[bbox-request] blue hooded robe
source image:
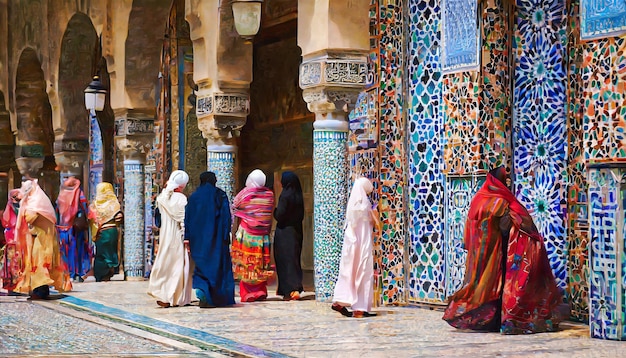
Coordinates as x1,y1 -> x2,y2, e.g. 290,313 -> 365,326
185,173 -> 235,307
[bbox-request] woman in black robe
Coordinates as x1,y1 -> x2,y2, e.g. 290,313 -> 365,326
273,171 -> 305,300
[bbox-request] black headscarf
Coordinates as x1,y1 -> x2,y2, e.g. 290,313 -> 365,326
200,171 -> 217,186
489,166 -> 507,186
274,171 -> 304,230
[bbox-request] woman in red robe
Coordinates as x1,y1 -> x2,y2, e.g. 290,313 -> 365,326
1,189 -> 23,293
443,166 -> 565,334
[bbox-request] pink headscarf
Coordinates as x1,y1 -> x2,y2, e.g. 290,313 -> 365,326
56,177 -> 82,226
16,179 -> 57,232
2,188 -> 22,228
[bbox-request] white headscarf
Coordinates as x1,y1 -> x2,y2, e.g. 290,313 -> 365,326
245,169 -> 266,188
345,177 -> 374,226
165,170 -> 189,196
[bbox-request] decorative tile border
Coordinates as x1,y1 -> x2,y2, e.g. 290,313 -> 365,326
441,0 -> 480,74
587,166 -> 625,340
581,0 -> 626,40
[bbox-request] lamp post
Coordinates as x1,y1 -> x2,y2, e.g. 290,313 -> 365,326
231,0 -> 263,43
84,75 -> 107,202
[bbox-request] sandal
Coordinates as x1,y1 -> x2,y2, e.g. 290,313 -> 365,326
156,301 -> 171,308
289,291 -> 301,300
331,303 -> 353,317
353,311 -> 377,318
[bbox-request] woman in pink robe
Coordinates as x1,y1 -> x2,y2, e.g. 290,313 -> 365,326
14,179 -> 72,298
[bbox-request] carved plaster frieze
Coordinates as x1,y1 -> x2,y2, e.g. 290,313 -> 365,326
197,114 -> 245,142
115,137 -> 153,162
54,151 -> 88,175
115,117 -> 155,137
302,87 -> 362,114
299,58 -> 367,89
53,139 -> 89,153
196,93 -> 250,118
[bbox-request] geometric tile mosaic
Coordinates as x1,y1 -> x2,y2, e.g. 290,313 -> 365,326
406,0 -> 446,304
513,0 -> 569,290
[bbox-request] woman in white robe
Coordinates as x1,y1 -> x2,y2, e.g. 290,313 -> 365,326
331,177 -> 380,318
148,170 -> 192,307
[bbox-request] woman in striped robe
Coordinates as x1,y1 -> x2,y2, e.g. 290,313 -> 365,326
232,169 -> 275,302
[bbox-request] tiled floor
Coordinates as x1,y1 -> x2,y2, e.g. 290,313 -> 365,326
29,276 -> 625,358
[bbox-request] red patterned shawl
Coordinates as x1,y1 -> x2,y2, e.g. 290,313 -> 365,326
443,172 -> 563,334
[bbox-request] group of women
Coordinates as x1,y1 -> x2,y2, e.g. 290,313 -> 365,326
147,168 -> 306,308
1,164 -> 567,334
1,178 -> 123,298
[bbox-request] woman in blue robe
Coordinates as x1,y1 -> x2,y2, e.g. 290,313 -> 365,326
185,172 -> 235,308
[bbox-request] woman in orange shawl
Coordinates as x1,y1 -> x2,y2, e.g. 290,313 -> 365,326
1,188 -> 23,293
88,182 -> 122,282
14,179 -> 72,298
232,169 -> 275,302
443,166 -> 564,334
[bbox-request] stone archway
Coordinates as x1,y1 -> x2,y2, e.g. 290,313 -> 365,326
15,48 -> 54,192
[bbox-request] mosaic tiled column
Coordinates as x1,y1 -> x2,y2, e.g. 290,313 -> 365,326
207,145 -> 237,202
115,111 -> 155,280
89,110 -> 104,203
300,53 -> 367,301
312,118 -> 350,301
122,159 -> 146,280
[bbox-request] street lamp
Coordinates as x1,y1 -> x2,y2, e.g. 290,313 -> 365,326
232,0 -> 263,42
84,75 -> 107,113
84,75 -> 107,203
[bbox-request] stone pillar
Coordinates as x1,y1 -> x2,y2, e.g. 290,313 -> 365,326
297,0 -> 369,303
115,110 -> 154,280
187,0 -> 252,202
299,54 -> 367,301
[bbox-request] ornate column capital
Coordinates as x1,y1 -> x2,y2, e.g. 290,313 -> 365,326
196,91 -> 249,141
15,157 -> 44,179
114,110 -> 156,163
299,51 -> 367,115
